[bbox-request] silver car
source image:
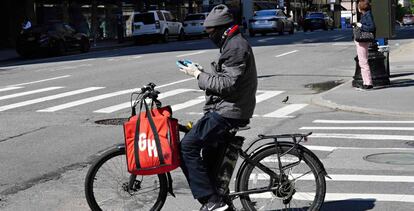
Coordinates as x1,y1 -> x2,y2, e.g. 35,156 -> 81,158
249,9 -> 295,36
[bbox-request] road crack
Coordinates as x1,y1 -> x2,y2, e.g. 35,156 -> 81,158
0,127 -> 47,143
0,162 -> 88,196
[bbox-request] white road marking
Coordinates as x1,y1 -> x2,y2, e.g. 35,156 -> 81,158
332,42 -> 354,46
304,145 -> 414,152
156,78 -> 194,88
171,96 -> 205,111
313,120 -> 414,124
308,133 -> 414,141
333,36 -> 346,41
258,37 -> 276,43
251,192 -> 414,203
5,75 -> 71,87
176,50 -> 207,58
249,173 -> 414,183
94,89 -> 195,113
0,87 -> 104,112
0,87 -> 64,101
255,91 -> 284,103
263,104 -> 308,118
304,145 -> 337,152
301,126 -> 414,131
275,50 -> 299,58
0,87 -> 23,92
35,64 -> 92,72
37,89 -> 136,112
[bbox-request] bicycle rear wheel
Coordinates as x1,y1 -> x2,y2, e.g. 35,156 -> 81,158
238,144 -> 326,211
85,147 -> 168,211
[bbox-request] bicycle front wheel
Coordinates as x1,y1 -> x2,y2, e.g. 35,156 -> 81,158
238,144 -> 326,211
85,147 -> 168,211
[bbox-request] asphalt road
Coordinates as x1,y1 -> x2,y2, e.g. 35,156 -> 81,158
1,27 -> 414,210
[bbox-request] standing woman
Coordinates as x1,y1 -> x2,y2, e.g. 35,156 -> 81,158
355,0 -> 376,90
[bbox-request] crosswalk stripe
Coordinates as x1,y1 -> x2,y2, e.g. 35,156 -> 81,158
301,127 -> 414,131
0,87 -> 64,101
171,96 -> 205,111
4,75 -> 71,87
251,192 -> 414,202
255,91 -> 284,103
249,173 -> 414,183
37,89 -> 136,112
0,87 -> 23,92
94,89 -> 195,113
0,87 -> 104,112
313,120 -> 414,124
263,104 -> 308,118
309,133 -> 414,141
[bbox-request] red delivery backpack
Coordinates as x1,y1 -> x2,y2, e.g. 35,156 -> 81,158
123,101 -> 180,175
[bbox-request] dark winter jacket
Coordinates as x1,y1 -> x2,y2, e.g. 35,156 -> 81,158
361,10 -> 376,33
197,28 -> 258,119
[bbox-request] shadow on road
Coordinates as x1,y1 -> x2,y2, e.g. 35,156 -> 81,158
321,199 -> 376,211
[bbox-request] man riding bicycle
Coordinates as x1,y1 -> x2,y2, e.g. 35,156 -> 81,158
178,4 -> 258,211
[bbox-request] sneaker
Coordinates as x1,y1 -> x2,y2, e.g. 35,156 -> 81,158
200,201 -> 229,211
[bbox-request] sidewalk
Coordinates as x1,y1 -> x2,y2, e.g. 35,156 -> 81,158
312,40 -> 414,117
0,39 -> 134,62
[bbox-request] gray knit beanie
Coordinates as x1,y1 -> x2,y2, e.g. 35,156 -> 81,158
204,4 -> 234,28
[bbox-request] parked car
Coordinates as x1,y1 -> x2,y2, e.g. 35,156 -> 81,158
132,10 -> 184,43
16,22 -> 90,58
183,13 -> 209,38
248,9 -> 295,36
402,14 -> 414,26
303,12 -> 334,32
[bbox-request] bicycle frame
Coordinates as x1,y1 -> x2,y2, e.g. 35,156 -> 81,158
229,133 -> 328,198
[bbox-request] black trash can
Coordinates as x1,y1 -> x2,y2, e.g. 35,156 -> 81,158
352,42 -> 390,87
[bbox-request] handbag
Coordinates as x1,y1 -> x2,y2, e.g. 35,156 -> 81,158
123,101 -> 180,175
353,26 -> 375,42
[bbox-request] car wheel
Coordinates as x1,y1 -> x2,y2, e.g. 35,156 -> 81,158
249,30 -> 255,37
279,25 -> 284,35
55,40 -> 66,56
289,24 -> 294,35
80,38 -> 90,53
178,29 -> 185,41
162,31 -> 169,43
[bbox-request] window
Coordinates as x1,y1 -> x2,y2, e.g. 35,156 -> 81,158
157,11 -> 165,21
163,12 -> 172,21
134,13 -> 155,24
256,10 -> 276,16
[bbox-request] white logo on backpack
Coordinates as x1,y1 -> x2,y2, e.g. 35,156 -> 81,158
138,133 -> 158,157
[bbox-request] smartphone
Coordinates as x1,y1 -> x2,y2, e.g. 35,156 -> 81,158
176,60 -> 192,69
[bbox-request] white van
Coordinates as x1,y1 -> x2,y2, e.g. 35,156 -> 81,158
132,10 -> 184,43
183,13 -> 209,37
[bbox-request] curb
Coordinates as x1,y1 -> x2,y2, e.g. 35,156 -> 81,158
310,80 -> 414,117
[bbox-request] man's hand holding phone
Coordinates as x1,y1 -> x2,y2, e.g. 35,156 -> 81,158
177,59 -> 203,79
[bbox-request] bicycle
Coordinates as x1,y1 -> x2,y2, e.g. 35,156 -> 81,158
85,83 -> 328,211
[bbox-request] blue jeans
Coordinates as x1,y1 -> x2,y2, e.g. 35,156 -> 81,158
180,112 -> 248,199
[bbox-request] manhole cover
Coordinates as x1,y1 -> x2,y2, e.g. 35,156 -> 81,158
364,152 -> 414,165
406,141 -> 414,147
95,118 -> 128,125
